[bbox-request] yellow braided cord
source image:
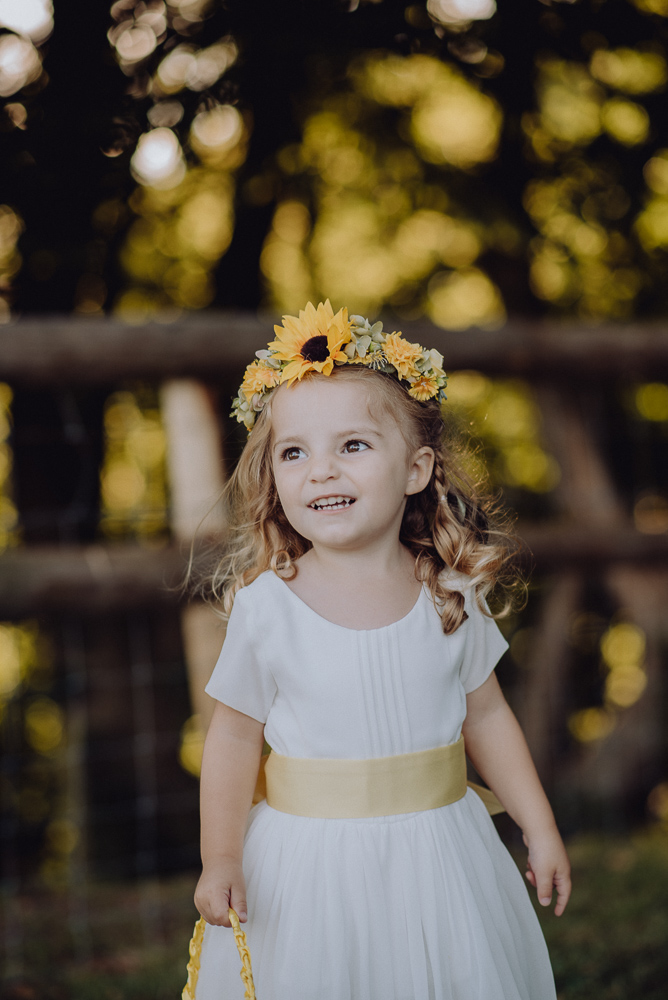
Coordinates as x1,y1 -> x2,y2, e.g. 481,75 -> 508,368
182,916 -> 206,1000
228,907 -> 257,999
181,910 -> 256,1000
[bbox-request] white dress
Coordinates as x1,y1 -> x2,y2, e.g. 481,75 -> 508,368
197,570 -> 557,1000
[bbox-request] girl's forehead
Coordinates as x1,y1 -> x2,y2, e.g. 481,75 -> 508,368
271,377 -> 381,426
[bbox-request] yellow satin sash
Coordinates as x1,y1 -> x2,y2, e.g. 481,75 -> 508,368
253,736 -> 504,819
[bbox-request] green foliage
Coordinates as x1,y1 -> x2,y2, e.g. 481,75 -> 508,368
4,833 -> 668,998
531,832 -> 668,999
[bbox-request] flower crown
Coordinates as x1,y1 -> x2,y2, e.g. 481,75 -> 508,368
232,300 -> 448,430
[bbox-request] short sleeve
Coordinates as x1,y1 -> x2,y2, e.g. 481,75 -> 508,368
204,588 -> 277,723
458,590 -> 509,694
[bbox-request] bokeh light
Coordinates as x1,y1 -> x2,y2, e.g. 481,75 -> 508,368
601,98 -> 649,147
99,389 -> 169,541
533,59 -> 604,148
447,372 -> 560,493
0,382 -> 18,550
119,95 -> 244,317
130,127 -> 186,189
111,0 -> 246,318
519,48 -> 666,318
190,104 -> 244,166
568,706 -> 616,743
634,381 -> 668,421
636,151 -> 668,249
108,0 -> 167,73
179,714 -> 204,777
569,621 -> 649,743
155,38 -> 236,93
116,167 -> 236,317
524,165 -> 640,318
0,0 -> 53,44
0,33 -> 42,97
0,621 -> 42,721
24,697 -> 64,755
601,623 -> 647,709
0,204 -> 24,321
590,47 -> 667,95
428,268 -> 505,330
427,0 -> 496,26
147,99 -> 183,128
634,493 -> 668,534
363,54 -> 502,168
647,781 -> 668,823
155,43 -> 198,91
631,0 -> 668,14
263,53 -> 506,323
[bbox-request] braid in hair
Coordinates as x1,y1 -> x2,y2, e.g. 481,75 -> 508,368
398,398 -> 515,635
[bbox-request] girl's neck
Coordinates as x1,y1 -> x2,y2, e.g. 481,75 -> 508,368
303,538 -> 413,583
285,543 -> 421,631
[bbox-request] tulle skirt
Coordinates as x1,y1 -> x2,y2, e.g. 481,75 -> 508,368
196,789 -> 556,1000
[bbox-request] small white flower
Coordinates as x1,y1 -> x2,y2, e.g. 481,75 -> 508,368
354,334 -> 372,357
429,348 -> 445,375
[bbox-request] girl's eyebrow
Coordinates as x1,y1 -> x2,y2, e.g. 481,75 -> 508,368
273,428 -> 383,450
337,427 -> 383,439
273,436 -> 305,450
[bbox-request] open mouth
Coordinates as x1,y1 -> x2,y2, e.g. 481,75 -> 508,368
309,496 -> 356,511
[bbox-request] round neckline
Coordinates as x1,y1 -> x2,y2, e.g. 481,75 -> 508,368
268,571 -> 426,633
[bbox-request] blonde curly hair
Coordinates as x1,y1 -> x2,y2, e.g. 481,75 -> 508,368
193,365 -> 521,634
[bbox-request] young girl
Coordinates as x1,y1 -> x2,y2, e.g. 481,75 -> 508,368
191,301 -> 570,999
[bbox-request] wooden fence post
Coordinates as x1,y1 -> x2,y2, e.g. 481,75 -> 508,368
160,380 -> 227,735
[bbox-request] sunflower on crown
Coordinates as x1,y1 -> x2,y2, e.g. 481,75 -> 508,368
232,300 -> 448,430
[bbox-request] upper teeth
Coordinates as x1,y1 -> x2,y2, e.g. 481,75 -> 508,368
310,496 -> 353,509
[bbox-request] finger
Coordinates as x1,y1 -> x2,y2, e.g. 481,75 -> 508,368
525,869 -> 537,888
535,870 -> 554,907
553,873 -> 572,917
230,883 -> 248,922
209,904 -> 233,927
202,889 -> 233,927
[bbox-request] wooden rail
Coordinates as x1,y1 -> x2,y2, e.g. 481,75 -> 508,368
1,528 -> 667,616
2,315 -> 668,383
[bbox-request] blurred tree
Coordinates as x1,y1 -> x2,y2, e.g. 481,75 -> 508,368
1,0 -> 668,324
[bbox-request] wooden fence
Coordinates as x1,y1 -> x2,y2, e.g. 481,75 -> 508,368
1,312 -> 668,820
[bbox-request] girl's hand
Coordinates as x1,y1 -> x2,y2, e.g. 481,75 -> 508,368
522,829 -> 571,916
195,855 -> 248,927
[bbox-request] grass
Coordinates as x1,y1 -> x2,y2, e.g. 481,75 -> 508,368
2,831 -> 668,998
531,830 -> 668,1000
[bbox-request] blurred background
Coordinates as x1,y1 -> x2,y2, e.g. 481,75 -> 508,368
1,0 -> 668,997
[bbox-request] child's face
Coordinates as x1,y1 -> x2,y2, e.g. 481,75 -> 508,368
270,377 -> 433,556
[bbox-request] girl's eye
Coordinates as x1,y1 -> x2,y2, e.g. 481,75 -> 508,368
282,446 -> 305,461
344,440 -> 369,453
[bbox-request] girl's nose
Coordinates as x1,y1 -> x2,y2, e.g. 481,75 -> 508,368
308,452 -> 338,482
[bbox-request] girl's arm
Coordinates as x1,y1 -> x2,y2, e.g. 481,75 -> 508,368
462,673 -> 572,916
194,700 -> 265,926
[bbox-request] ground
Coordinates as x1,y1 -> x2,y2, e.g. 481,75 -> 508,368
2,832 -> 668,999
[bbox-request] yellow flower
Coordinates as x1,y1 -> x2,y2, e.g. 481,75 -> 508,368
383,332 -> 423,379
240,359 -> 281,401
408,375 -> 440,401
268,300 -> 352,384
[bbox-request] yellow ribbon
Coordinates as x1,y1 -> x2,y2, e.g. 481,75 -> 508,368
258,736 -> 504,818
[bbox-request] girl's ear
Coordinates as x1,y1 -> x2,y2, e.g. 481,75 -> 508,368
405,446 -> 435,495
